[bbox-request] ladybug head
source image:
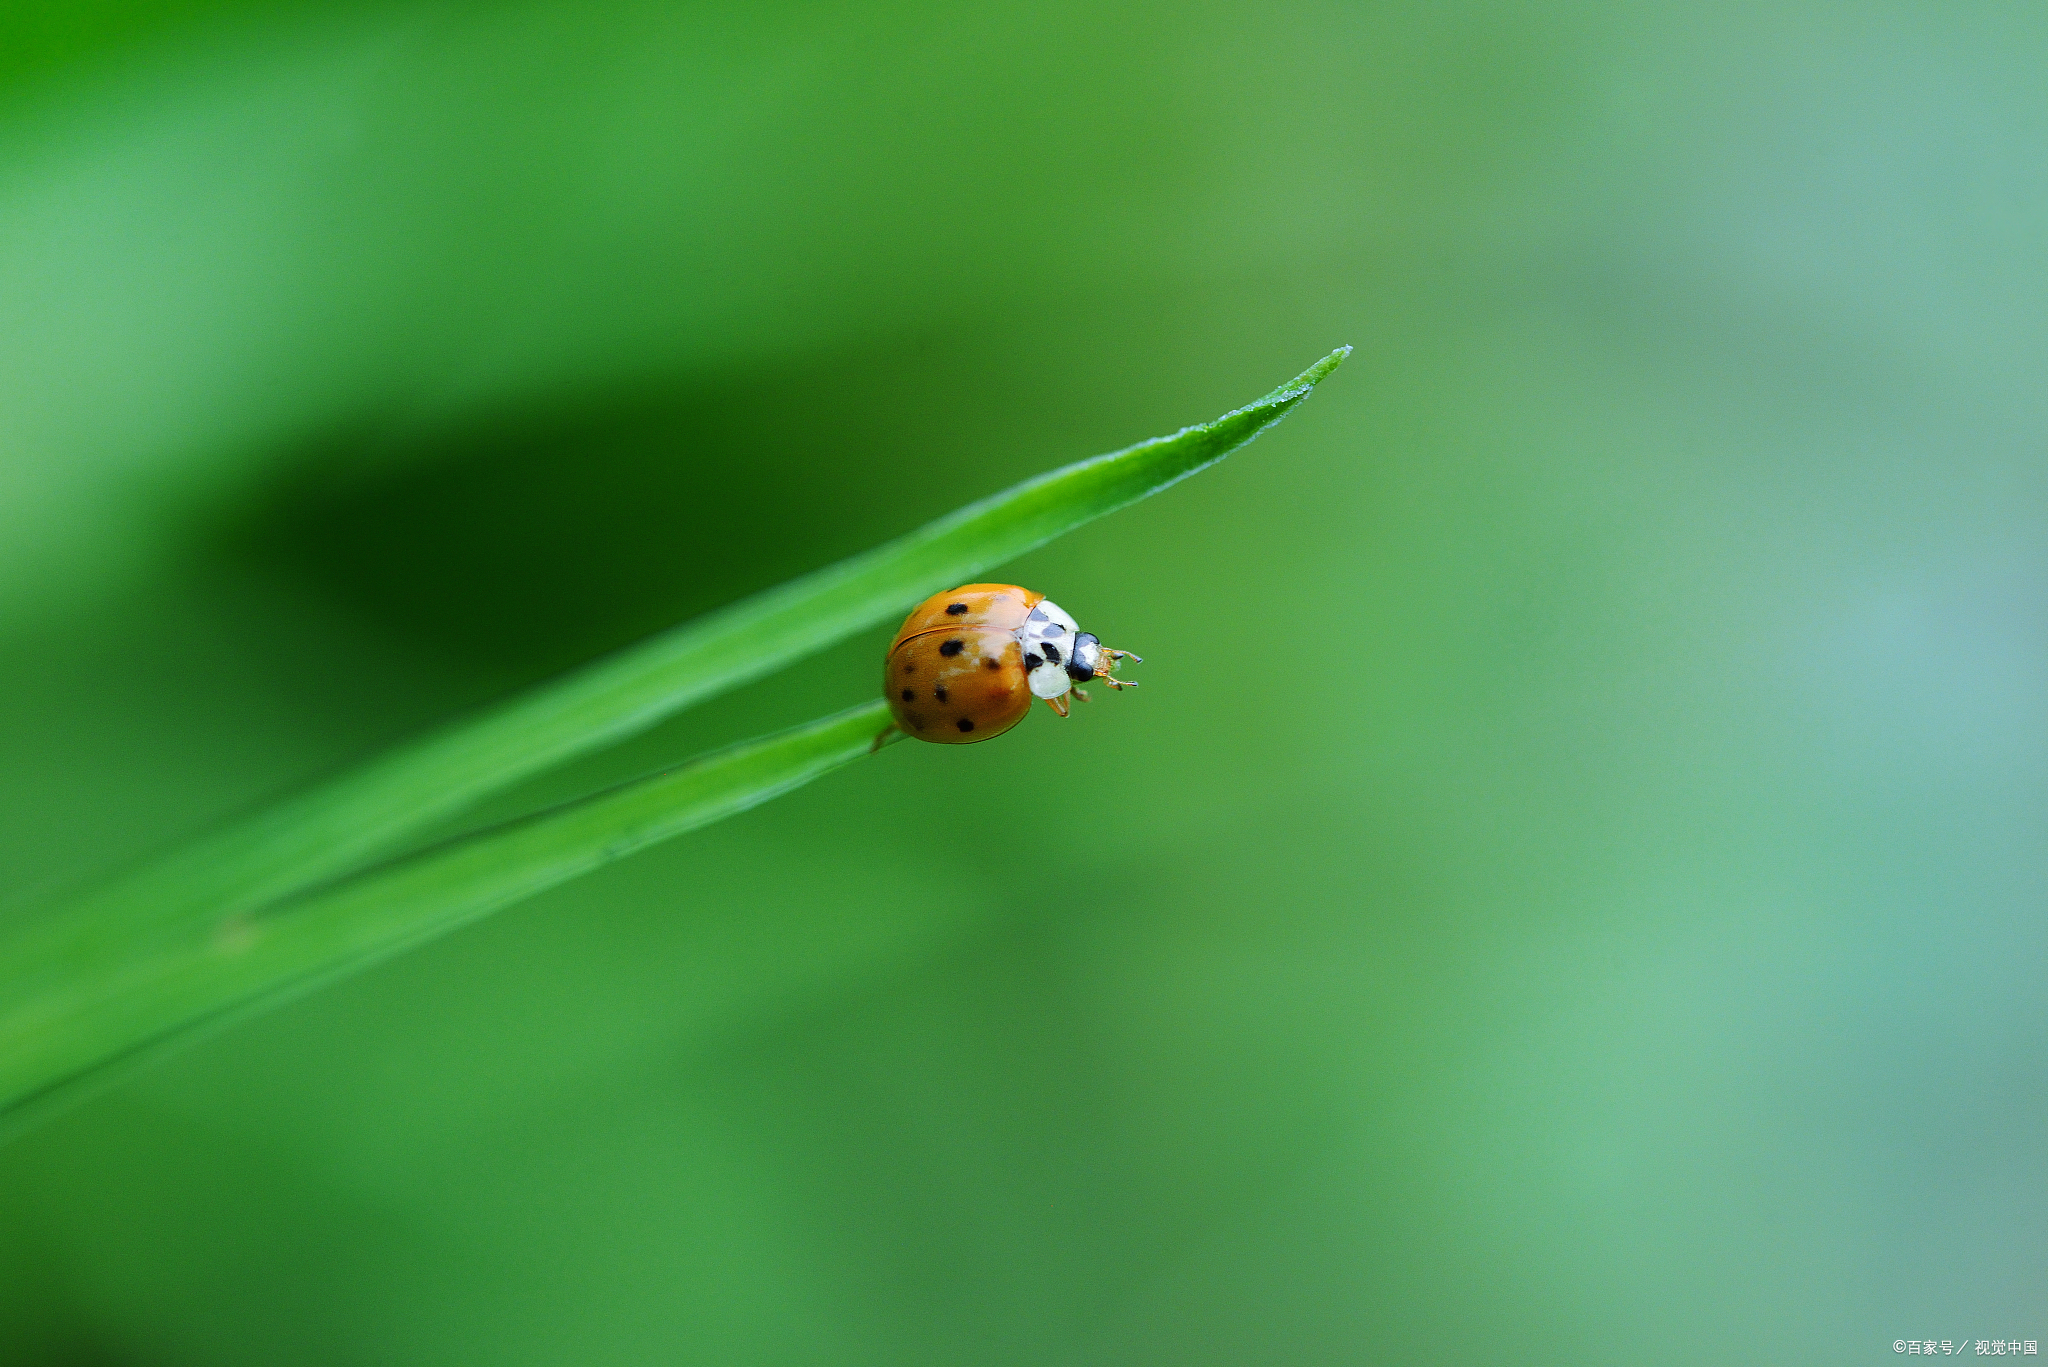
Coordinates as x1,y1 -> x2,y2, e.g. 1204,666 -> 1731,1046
1066,633 -> 1104,682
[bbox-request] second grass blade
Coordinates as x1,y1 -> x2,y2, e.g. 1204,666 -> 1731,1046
0,702 -> 901,1130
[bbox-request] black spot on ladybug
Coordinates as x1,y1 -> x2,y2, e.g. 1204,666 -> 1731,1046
1025,653 -> 1043,670
984,658 -> 1001,671
956,718 -> 974,732
945,602 -> 969,615
1043,642 -> 1062,666
900,689 -> 914,702
902,662 -> 914,673
909,714 -> 925,729
939,639 -> 964,656
935,686 -> 948,702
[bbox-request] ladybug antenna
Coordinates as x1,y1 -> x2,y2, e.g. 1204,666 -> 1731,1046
1082,635 -> 1141,690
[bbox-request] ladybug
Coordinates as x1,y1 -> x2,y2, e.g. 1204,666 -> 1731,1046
883,583 -> 1141,744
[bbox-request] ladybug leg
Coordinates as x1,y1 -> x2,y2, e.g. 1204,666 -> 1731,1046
1070,686 -> 1091,703
1042,694 -> 1071,718
869,722 -> 901,753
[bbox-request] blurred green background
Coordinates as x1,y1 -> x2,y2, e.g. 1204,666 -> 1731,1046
1,0 -> 2042,1362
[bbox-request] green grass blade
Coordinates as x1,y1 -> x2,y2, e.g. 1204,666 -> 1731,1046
0,348 -> 1345,1129
44,347 -> 1347,929
0,702 -> 901,1131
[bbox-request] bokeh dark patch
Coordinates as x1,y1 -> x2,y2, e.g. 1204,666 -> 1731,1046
216,338 -> 981,684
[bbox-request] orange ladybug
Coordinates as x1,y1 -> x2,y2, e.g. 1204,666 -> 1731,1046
883,583 -> 1141,744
